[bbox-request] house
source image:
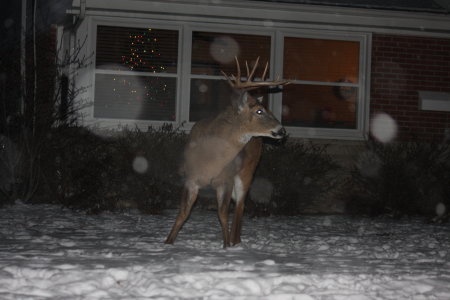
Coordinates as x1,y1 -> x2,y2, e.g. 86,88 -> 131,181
61,0 -> 450,145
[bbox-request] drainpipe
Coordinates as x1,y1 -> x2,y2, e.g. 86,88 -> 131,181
69,0 -> 86,65
70,0 -> 86,49
20,0 -> 27,115
61,0 -> 86,123
73,0 -> 86,32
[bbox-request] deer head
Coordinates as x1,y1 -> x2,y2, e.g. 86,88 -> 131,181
221,56 -> 290,141
222,56 -> 289,112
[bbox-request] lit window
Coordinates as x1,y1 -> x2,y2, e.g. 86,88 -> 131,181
282,37 -> 360,129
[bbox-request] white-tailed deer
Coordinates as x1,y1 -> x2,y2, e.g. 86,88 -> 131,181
165,57 -> 289,247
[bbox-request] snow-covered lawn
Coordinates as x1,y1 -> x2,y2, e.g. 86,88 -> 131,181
1,202 -> 449,299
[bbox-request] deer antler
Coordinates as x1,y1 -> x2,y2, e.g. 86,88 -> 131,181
221,56 -> 290,91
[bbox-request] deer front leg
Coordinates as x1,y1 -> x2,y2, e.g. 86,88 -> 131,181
216,184 -> 232,248
230,138 -> 262,245
165,182 -> 199,244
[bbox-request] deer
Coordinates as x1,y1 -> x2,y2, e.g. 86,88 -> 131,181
165,57 -> 289,248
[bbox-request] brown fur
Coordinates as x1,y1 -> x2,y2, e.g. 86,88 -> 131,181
165,92 -> 284,248
165,57 -> 288,247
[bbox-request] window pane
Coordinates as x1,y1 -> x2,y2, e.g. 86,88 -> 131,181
189,79 -> 232,121
96,26 -> 178,73
191,31 -> 271,76
189,79 -> 269,122
94,74 -> 176,121
282,84 -> 357,129
284,37 -> 359,83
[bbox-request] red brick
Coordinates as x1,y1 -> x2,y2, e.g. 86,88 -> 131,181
371,34 -> 450,141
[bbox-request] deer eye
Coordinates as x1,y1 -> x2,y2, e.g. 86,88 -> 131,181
256,109 -> 264,115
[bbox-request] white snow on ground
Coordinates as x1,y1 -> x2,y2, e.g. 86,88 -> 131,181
1,202 -> 450,299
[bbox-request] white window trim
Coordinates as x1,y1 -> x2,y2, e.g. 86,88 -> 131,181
83,17 -> 183,130
274,29 -> 372,140
182,24 -> 276,128
78,15 -> 371,140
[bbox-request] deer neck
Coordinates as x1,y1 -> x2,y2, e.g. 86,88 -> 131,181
184,109 -> 255,186
216,108 -> 255,148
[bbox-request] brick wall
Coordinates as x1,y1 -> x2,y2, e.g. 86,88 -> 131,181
371,34 -> 450,141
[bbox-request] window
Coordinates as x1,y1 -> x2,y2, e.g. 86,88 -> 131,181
282,37 -> 360,129
189,31 -> 271,121
89,21 -> 369,139
94,26 -> 179,121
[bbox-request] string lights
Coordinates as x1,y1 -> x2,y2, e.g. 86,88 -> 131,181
104,27 -> 174,120
121,28 -> 164,73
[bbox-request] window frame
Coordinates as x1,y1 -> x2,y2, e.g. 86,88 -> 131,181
88,17 -> 183,129
85,16 -> 371,140
273,29 -> 371,140
181,25 -> 276,125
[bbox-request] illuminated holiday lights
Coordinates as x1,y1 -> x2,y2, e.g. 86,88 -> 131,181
100,26 -> 174,120
121,28 -> 165,73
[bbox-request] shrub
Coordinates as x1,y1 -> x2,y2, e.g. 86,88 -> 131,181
36,124 -> 187,214
30,124 -> 342,217
251,140 -> 340,216
347,140 -> 450,218
0,135 -> 19,206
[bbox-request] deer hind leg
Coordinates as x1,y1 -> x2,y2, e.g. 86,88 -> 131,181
165,182 -> 199,244
230,175 -> 247,245
216,184 -> 232,248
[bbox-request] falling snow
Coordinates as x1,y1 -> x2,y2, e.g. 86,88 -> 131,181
436,202 -> 447,217
1,202 -> 450,299
370,113 -> 398,143
132,156 -> 149,174
210,36 -> 240,64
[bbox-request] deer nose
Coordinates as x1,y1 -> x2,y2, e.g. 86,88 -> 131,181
271,127 -> 286,138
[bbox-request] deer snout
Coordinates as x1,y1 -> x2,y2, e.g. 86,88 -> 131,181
271,126 -> 286,139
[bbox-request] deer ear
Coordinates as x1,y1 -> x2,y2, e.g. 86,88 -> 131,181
239,93 -> 250,112
233,92 -> 256,113
243,92 -> 259,107
231,91 -> 245,112
234,92 -> 250,112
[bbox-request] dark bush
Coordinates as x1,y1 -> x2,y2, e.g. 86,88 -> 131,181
347,140 -> 450,218
33,125 -> 340,216
36,124 -> 187,214
31,123 -> 450,220
251,140 -> 340,216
